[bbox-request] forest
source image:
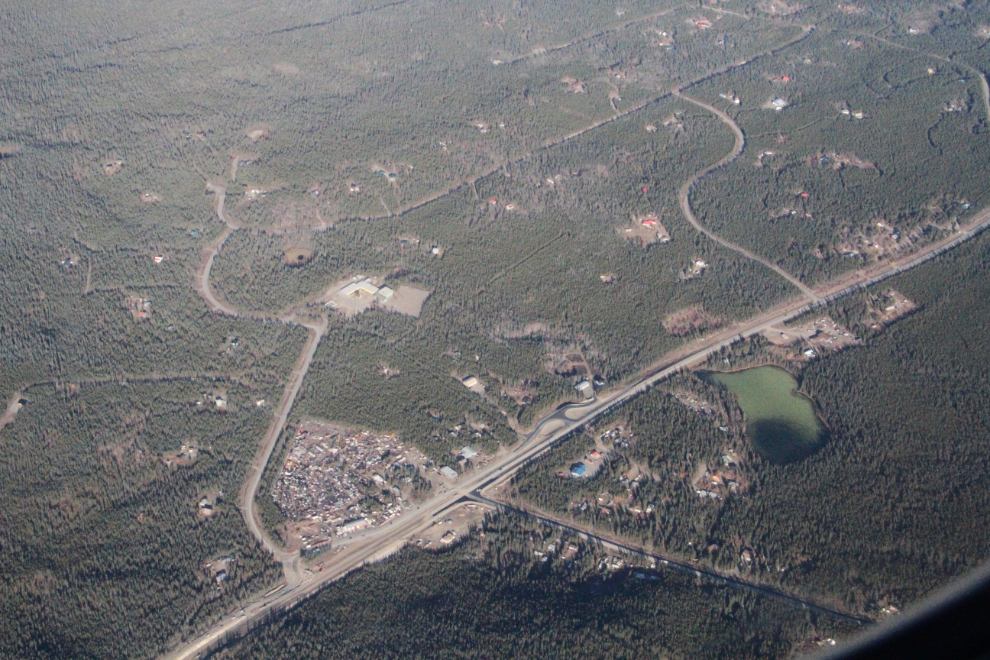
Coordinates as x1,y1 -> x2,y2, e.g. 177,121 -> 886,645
690,27 -> 990,283
214,98 -> 798,433
514,229 -> 990,617
0,0 -> 988,657
0,380 -> 287,659
211,513 -> 855,660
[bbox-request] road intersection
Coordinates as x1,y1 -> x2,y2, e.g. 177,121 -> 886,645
169,30 -> 990,654
167,192 -> 990,659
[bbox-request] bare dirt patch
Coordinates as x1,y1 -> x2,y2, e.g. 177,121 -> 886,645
757,0 -> 804,16
140,192 -> 161,204
902,7 -> 943,34
102,157 -> 123,177
283,248 -> 314,266
829,152 -> 875,170
545,349 -> 592,377
678,259 -> 709,280
272,62 -> 301,76
761,97 -> 789,111
1,393 -> 24,428
245,124 -> 270,142
269,199 -> 329,230
663,307 -> 722,336
561,76 -> 586,94
671,391 -> 719,416
411,502 -> 492,549
163,443 -> 199,468
229,152 -> 259,182
503,381 -> 536,406
618,213 -> 670,247
0,143 -> 22,158
126,295 -> 153,321
494,322 -> 550,339
765,315 -> 861,358
692,456 -> 748,499
836,4 -> 865,15
866,290 -> 917,328
837,220 -> 908,260
382,285 -> 431,317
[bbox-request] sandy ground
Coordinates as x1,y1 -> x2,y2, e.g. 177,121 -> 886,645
383,285 -> 431,317
0,393 -> 22,427
617,222 -> 668,246
409,502 -> 491,548
324,277 -> 430,317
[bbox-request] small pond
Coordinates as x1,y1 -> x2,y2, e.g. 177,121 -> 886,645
706,366 -> 824,464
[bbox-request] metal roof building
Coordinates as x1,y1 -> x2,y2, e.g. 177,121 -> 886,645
340,279 -> 380,297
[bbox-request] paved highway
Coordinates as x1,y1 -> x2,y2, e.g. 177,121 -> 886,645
165,196 -> 990,659
168,27 -> 990,655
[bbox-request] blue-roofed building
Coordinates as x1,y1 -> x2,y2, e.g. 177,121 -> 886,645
570,463 -> 586,478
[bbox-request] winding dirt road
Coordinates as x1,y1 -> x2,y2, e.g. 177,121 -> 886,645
196,184 -> 243,318
674,88 -> 821,301
167,20 -> 990,659
196,180 -> 328,590
671,25 -> 822,303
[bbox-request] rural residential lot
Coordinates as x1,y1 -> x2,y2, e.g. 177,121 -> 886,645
2,0 -> 990,658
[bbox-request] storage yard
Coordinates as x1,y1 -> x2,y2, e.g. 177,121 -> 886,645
271,421 -> 430,553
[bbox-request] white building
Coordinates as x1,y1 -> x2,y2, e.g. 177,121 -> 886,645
575,380 -> 594,399
340,279 -> 380,297
376,286 -> 394,303
336,518 -> 370,536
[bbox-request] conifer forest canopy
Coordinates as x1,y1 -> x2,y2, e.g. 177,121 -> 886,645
1,0 -> 989,658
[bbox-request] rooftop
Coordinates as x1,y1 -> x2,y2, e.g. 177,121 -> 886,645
341,278 -> 380,297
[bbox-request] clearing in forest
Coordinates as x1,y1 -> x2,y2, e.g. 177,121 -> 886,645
0,393 -> 25,428
323,275 -> 430,317
244,124 -> 270,141
663,307 -> 721,336
763,316 -> 861,358
618,214 -> 670,246
283,248 -> 314,266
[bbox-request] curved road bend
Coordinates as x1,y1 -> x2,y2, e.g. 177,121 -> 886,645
197,180 -> 329,584
167,198 -> 990,660
673,88 -> 821,302
197,183 -> 242,318
238,317 -> 327,572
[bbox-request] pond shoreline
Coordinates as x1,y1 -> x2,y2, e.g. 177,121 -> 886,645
702,365 -> 825,464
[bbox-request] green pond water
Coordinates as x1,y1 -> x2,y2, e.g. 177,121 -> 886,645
706,366 -> 824,464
